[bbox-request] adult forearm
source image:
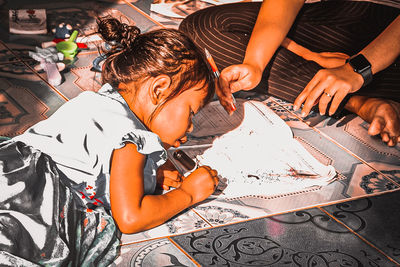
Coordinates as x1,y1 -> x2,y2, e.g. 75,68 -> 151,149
359,15 -> 400,75
243,0 -> 304,72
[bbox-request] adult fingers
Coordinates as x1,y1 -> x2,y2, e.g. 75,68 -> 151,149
299,75 -> 334,116
368,116 -> 385,136
383,117 -> 400,147
318,85 -> 348,116
293,75 -> 321,111
368,116 -> 400,146
216,78 -> 235,115
327,87 -> 349,116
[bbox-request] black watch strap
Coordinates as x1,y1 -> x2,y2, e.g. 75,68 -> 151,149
346,54 -> 372,86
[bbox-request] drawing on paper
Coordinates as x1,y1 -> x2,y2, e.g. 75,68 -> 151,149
181,100 -> 337,198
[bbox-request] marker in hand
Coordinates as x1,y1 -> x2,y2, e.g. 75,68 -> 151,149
204,48 -> 236,112
173,149 -> 197,175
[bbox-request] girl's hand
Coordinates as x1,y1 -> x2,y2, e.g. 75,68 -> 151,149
294,63 -> 364,117
179,166 -> 219,204
156,160 -> 183,190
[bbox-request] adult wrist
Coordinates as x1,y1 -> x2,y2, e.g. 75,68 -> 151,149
346,54 -> 373,87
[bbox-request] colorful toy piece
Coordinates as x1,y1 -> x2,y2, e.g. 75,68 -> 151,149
29,46 -> 64,86
56,30 -> 78,60
53,23 -> 73,39
42,23 -> 88,50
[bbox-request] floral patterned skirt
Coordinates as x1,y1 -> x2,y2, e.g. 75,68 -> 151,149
0,140 -> 120,266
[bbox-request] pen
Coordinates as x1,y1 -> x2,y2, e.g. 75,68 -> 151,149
204,48 -> 236,112
173,149 -> 198,175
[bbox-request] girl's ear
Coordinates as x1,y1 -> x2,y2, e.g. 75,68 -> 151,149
150,74 -> 172,105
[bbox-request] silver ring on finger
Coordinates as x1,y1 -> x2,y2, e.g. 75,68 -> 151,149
324,92 -> 332,98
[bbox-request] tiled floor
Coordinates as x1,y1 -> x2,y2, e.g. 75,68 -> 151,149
1,0 -> 399,266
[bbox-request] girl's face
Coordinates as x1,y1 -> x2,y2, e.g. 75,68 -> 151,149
149,85 -> 208,149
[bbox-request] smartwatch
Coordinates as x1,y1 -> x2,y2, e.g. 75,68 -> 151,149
346,54 -> 372,86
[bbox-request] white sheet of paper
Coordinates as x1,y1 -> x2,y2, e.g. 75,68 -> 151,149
195,101 -> 337,198
169,99 -> 337,199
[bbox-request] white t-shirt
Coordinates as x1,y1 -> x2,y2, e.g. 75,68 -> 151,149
14,84 -> 166,209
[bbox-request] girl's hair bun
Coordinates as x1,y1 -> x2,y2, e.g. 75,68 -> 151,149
97,16 -> 141,49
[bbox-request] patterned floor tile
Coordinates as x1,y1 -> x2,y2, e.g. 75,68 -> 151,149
56,51 -> 103,99
117,0 -> 163,32
121,208 -> 211,245
171,207 -> 397,266
322,189 -> 400,264
192,198 -> 268,226
0,71 -> 66,137
112,238 -> 197,267
265,97 -> 399,196
126,0 -> 152,15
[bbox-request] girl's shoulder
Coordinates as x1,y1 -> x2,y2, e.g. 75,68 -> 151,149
66,84 -> 123,111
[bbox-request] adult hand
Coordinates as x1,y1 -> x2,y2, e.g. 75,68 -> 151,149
293,63 -> 364,117
368,100 -> 400,146
353,96 -> 400,146
156,160 -> 183,190
217,63 -> 263,114
307,51 -> 349,69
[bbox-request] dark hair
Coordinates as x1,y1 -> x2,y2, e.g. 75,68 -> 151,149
96,17 -> 215,122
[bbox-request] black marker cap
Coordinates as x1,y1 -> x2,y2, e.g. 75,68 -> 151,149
173,149 -> 196,171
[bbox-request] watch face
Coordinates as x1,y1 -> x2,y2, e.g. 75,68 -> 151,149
349,54 -> 371,73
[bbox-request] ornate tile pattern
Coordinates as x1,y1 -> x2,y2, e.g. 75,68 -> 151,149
322,190 -> 400,264
121,209 -> 211,245
171,208 -> 397,266
112,238 -> 197,267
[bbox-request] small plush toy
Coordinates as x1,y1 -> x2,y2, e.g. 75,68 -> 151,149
53,23 -> 73,39
42,22 -> 88,49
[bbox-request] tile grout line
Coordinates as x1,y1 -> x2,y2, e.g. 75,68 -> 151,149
0,40 -> 69,102
268,98 -> 400,188
318,206 -> 400,265
121,235 -> 167,247
191,208 -> 214,228
167,236 -> 202,267
122,0 -> 166,28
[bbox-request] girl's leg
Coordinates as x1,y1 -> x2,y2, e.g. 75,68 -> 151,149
180,1 -> 400,103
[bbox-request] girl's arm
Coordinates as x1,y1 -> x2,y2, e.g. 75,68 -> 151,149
110,143 -> 217,234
